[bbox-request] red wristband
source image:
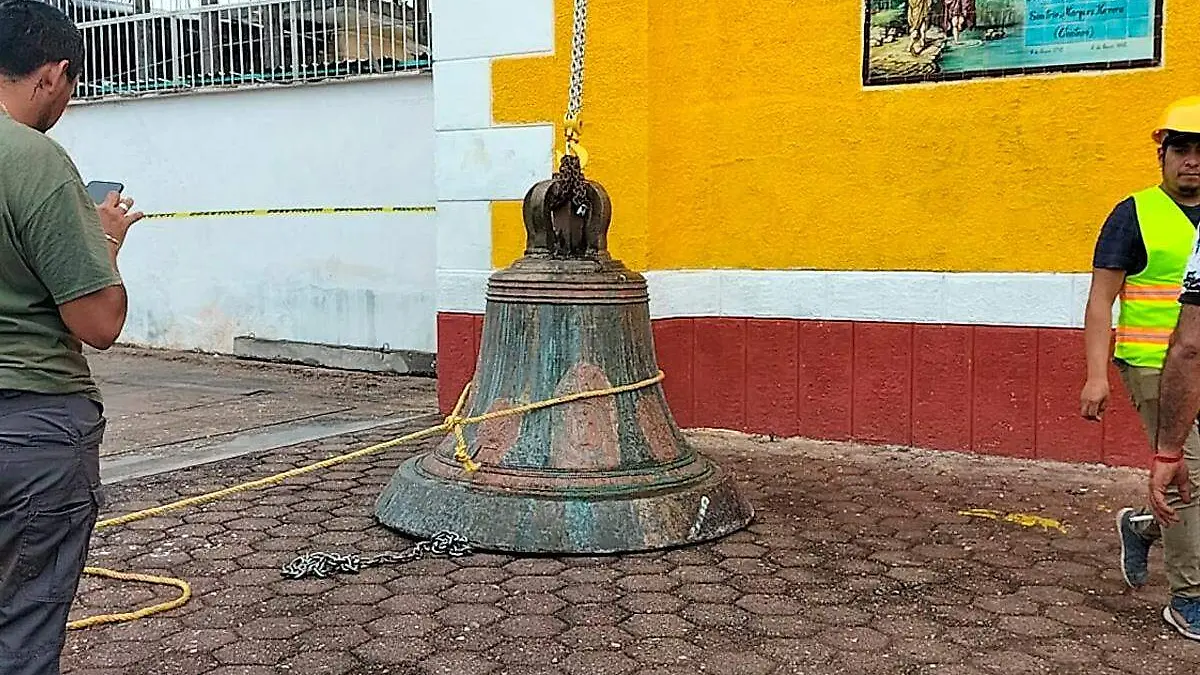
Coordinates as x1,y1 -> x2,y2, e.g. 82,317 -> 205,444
1154,453 -> 1184,464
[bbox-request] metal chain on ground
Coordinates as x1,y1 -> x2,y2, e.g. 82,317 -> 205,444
280,531 -> 473,580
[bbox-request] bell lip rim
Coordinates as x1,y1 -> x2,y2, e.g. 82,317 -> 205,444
394,450 -> 744,500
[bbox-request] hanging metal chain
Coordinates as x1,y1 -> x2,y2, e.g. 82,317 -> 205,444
553,0 -> 592,220
279,530 -> 472,580
565,0 -> 588,121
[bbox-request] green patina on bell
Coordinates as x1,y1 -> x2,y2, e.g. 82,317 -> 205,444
374,173 -> 754,554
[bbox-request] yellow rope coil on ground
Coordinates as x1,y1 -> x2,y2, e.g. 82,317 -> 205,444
70,370 -> 666,630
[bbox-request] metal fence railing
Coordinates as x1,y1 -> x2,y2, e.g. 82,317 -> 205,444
40,0 -> 431,101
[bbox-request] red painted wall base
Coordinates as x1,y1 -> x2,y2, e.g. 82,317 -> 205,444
436,312 -> 1150,469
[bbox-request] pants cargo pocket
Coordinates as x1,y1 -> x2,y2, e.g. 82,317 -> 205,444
18,487 -> 97,604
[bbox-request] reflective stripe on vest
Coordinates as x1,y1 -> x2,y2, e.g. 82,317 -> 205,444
1113,186 -> 1198,368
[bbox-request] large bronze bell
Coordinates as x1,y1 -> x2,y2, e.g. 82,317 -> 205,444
375,173 -> 753,553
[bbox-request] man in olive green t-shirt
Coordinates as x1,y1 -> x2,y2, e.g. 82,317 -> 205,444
0,3 -> 143,674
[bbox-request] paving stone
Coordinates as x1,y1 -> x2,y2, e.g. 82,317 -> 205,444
616,574 -> 679,592
58,404 -> 1200,675
73,641 -> 152,669
366,613 -> 440,637
818,627 -> 891,652
496,614 -> 567,638
970,651 -> 1051,674
434,603 -> 506,628
204,667 -> 278,675
621,636 -> 695,665
555,602 -> 628,626
302,625 -> 372,651
213,639 -> 299,666
713,542 -> 767,558
703,650 -> 774,675
353,637 -> 434,665
560,651 -> 637,675
419,650 -> 497,675
555,583 -> 621,604
558,625 -> 633,650
1026,638 -> 1103,665
1044,604 -> 1117,628
449,566 -> 511,584
617,591 -> 686,614
670,565 -> 729,583
681,603 -> 751,628
612,557 -> 673,575
620,613 -> 694,638
378,592 -> 447,614
892,638 -> 968,664
321,583 -> 391,605
718,557 -> 777,575
503,576 -> 567,594
677,583 -> 740,603
279,650 -> 359,675
975,594 -> 1041,616
503,559 -> 567,576
748,615 -> 821,638
499,592 -> 566,615
234,617 -> 311,640
728,574 -> 792,594
438,583 -> 507,604
492,639 -> 569,666
735,594 -> 806,616
160,628 -> 239,652
560,566 -> 623,584
998,615 -> 1071,638
754,638 -> 835,667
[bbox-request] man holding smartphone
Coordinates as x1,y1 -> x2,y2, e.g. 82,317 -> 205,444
0,2 -> 143,673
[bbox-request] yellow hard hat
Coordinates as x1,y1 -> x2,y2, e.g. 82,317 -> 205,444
1153,96 -> 1200,144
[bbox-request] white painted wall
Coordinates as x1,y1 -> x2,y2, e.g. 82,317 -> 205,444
50,75 -> 438,354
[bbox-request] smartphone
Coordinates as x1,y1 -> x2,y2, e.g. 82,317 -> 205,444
85,181 -> 124,204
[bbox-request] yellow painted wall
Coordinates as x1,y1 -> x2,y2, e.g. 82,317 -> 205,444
491,0 -> 1197,273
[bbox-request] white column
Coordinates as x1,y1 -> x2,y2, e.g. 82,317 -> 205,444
430,0 -> 556,314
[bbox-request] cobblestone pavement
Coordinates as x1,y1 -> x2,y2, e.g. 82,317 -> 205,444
62,426 -> 1200,675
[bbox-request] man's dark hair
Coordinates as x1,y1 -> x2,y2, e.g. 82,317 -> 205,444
0,0 -> 85,81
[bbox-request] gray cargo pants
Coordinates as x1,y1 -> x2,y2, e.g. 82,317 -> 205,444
0,392 -> 105,675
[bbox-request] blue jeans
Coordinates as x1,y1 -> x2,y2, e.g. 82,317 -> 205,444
0,392 -> 105,675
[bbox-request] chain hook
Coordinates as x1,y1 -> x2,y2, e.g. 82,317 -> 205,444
559,114 -> 589,169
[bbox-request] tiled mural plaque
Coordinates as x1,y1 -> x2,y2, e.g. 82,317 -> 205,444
863,0 -> 1163,86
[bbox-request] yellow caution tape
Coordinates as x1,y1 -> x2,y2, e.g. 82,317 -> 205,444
957,508 -> 1069,534
142,205 -> 435,220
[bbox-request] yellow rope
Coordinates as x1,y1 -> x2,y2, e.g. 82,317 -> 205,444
70,567 -> 192,630
70,370 -> 665,630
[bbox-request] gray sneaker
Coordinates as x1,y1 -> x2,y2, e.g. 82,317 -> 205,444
1164,596 -> 1200,640
1116,507 -> 1151,588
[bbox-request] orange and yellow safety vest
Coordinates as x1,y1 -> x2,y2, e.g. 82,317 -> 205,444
1114,186 -> 1199,368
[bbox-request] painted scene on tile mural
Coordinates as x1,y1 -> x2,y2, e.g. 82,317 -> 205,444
863,0 -> 1162,85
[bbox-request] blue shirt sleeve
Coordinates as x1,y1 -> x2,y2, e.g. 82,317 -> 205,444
1092,197 -> 1145,275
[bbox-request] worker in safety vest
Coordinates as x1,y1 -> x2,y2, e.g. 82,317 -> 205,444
1081,97 -> 1200,633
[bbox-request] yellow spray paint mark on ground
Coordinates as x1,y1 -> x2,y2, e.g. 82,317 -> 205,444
958,508 -> 1069,534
